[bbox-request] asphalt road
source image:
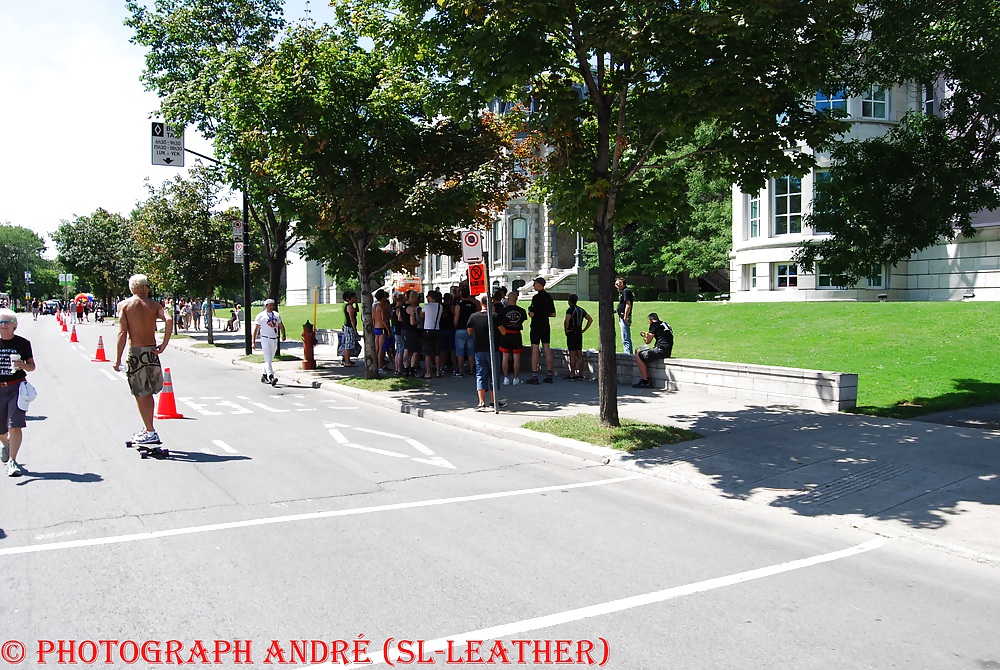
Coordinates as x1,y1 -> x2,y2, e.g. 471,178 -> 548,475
1,315 -> 999,669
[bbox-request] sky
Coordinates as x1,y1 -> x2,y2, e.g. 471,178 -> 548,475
0,0 -> 332,250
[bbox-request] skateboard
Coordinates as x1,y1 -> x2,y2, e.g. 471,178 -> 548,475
125,440 -> 170,459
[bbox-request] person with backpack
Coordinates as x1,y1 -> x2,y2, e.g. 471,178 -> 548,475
632,312 -> 673,389
563,294 -> 593,380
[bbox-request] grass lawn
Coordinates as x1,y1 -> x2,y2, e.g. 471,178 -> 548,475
338,376 -> 429,392
242,300 -> 1000,419
524,414 -> 703,452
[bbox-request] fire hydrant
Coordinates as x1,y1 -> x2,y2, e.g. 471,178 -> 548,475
301,320 -> 318,370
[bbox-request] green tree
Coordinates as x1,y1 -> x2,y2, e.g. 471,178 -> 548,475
798,0 -> 1000,281
370,0 -> 858,424
132,166 -> 245,343
220,24 -> 525,377
127,0 -> 299,303
51,209 -> 140,306
0,223 -> 49,309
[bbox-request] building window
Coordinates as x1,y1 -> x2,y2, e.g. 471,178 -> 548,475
773,176 -> 802,235
812,169 -> 831,234
862,86 -> 888,119
512,216 -> 527,261
816,265 -> 848,289
748,193 -> 760,238
922,84 -> 935,116
775,263 -> 798,289
493,219 -> 503,258
866,266 -> 884,288
743,264 -> 757,290
815,90 -> 847,114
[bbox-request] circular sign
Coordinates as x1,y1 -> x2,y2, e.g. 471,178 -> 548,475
464,231 -> 481,247
469,265 -> 484,281
234,242 -> 244,252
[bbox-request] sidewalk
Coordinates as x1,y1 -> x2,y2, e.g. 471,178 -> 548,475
172,328 -> 1000,564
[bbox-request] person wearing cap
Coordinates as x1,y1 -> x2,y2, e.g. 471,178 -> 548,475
0,308 -> 36,477
253,298 -> 286,385
527,276 -> 557,384
115,274 -> 172,447
632,312 -> 673,388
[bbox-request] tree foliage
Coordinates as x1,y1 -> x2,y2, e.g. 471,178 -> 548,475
127,0 -> 299,302
220,24 -> 526,377
799,0 -> 1000,281
367,0 -> 858,424
0,223 -> 49,306
52,209 -> 140,304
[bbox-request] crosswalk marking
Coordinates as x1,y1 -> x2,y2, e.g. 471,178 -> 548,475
212,440 -> 239,454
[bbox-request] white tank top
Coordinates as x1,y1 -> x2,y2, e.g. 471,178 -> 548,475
422,302 -> 443,331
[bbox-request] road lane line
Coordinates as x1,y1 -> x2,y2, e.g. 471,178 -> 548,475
344,443 -> 409,458
0,475 -> 644,556
354,426 -> 407,439
405,438 -> 435,456
327,429 -> 350,444
307,539 -> 887,668
99,369 -> 117,381
212,440 -> 239,454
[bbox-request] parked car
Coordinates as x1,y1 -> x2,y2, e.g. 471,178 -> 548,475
42,300 -> 60,315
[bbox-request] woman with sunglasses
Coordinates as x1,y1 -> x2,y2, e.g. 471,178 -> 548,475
0,308 -> 36,477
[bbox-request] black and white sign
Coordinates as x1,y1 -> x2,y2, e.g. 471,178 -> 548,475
232,219 -> 244,241
461,230 -> 483,263
234,241 -> 244,264
151,122 -> 185,167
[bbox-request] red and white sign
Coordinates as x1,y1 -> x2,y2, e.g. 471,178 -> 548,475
461,230 -> 483,263
468,262 -> 487,296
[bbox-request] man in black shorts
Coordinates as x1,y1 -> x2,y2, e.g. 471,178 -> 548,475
527,277 -> 556,384
498,291 -> 527,385
632,313 -> 673,388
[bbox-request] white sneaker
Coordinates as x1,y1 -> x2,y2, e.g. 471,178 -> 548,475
512,377 -> 521,385
135,431 -> 161,446
7,460 -> 22,477
502,377 -> 510,386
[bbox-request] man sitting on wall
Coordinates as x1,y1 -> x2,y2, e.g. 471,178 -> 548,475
632,312 -> 673,389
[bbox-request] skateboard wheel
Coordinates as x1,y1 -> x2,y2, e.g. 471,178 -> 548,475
140,451 -> 148,459
125,441 -> 133,448
161,449 -> 170,457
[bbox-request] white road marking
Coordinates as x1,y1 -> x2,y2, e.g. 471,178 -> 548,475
99,369 -> 118,381
344,443 -> 410,458
327,429 -> 350,444
412,457 -> 457,470
212,440 -> 239,454
324,422 -> 351,429
217,400 -> 252,415
405,438 -> 435,456
79,354 -> 90,362
178,398 -> 223,416
237,395 -> 289,413
0,475 -> 644,556
303,539 -> 887,669
354,426 -> 407,439
297,408 -> 317,412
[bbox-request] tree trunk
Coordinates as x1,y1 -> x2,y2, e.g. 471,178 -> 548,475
595,207 -> 620,427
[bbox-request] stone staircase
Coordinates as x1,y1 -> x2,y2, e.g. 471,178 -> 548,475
516,267 -> 581,299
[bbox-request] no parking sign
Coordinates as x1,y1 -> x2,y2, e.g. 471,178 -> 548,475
461,230 -> 483,263
468,263 -> 487,296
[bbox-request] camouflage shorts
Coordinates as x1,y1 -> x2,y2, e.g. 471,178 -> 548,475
126,346 -> 163,397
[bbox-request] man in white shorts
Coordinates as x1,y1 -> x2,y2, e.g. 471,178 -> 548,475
252,299 -> 286,385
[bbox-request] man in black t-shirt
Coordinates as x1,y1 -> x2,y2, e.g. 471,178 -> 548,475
453,286 -> 479,377
527,276 -> 557,384
498,291 -> 528,385
0,308 -> 37,477
632,312 -> 673,389
466,296 -> 507,411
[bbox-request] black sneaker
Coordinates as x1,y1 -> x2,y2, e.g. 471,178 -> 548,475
270,375 -> 278,386
497,399 -> 508,408
526,377 -> 540,385
543,376 -> 554,384
261,374 -> 268,383
632,379 -> 651,388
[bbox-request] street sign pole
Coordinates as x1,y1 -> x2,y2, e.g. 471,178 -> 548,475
482,251 -> 500,414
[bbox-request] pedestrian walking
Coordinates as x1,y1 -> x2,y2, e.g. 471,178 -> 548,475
527,276 -> 556,384
114,274 -> 172,446
253,298 -> 286,384
0,308 -> 36,477
615,277 -> 635,355
31,298 -> 39,321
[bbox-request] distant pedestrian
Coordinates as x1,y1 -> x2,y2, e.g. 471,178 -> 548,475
373,289 -> 391,373
114,274 -> 172,446
192,299 -> 202,330
338,291 -> 359,368
30,299 -> 39,321
466,295 -> 506,412
564,294 -> 593,380
253,298 -> 286,384
527,276 -> 556,384
0,308 -> 37,477
616,277 -> 635,355
498,291 -> 527,385
453,285 -> 478,377
632,312 -> 673,389
421,289 -> 444,378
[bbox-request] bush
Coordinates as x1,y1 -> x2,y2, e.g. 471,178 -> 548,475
635,285 -> 658,301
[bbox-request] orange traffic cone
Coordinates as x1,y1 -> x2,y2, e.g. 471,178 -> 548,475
61,318 -> 68,332
155,368 -> 184,419
70,325 -> 79,342
92,336 -> 109,362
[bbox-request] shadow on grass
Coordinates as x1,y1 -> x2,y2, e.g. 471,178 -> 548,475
852,378 -> 1000,421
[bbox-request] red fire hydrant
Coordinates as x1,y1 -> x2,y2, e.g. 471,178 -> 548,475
302,320 -> 318,370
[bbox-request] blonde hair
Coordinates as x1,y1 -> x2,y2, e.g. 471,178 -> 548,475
129,274 -> 149,293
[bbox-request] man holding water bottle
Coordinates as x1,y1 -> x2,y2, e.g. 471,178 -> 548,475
0,308 -> 37,477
